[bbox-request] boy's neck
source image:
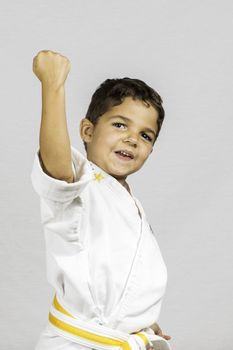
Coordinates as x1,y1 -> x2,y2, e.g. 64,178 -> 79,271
118,178 -> 131,194
86,155 -> 131,194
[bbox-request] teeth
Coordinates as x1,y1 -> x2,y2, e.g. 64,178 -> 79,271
121,151 -> 129,156
118,151 -> 132,158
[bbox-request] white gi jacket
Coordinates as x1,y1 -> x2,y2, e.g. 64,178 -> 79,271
31,146 -> 168,350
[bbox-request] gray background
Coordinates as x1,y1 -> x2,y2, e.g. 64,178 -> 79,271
0,1 -> 232,349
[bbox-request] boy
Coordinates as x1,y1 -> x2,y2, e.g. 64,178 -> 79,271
31,50 -> 171,350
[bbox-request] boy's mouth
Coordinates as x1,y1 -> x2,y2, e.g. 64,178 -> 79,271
115,150 -> 134,160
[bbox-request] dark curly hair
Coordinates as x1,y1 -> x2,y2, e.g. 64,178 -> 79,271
83,77 -> 165,151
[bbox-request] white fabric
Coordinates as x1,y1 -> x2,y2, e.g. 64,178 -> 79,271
31,146 -> 168,350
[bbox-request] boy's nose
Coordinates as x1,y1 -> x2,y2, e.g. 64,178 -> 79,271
123,136 -> 138,147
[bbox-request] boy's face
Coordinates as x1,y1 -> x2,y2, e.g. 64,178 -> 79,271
80,97 -> 158,186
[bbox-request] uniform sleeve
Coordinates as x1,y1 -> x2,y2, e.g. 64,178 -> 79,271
31,145 -> 93,202
31,146 -> 93,247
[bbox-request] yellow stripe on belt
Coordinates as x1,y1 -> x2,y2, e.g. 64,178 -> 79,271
49,294 -> 150,350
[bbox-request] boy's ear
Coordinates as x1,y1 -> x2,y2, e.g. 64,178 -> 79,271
79,118 -> 95,143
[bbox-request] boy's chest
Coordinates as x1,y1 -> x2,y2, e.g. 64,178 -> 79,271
81,181 -> 143,239
79,182 -> 145,294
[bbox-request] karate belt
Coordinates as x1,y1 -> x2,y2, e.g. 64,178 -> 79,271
48,294 -> 154,350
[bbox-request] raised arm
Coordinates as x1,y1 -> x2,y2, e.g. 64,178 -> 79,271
32,50 -> 74,183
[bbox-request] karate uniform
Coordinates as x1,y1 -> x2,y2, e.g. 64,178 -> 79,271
31,146 -> 168,350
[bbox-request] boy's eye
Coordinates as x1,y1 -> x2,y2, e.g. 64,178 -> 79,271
112,122 -> 126,129
141,132 -> 152,142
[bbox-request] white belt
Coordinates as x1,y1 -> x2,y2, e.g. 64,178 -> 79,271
48,294 -> 171,350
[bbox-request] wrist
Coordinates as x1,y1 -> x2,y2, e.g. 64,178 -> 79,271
41,84 -> 66,114
41,82 -> 65,94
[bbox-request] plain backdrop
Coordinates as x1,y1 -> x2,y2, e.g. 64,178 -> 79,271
0,1 -> 232,349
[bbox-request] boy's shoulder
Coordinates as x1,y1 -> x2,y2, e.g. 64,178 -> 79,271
31,146 -> 93,202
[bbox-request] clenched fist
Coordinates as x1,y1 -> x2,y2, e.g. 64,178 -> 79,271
32,50 -> 71,89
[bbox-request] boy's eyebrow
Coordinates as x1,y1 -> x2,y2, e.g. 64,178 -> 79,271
109,114 -> 157,138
